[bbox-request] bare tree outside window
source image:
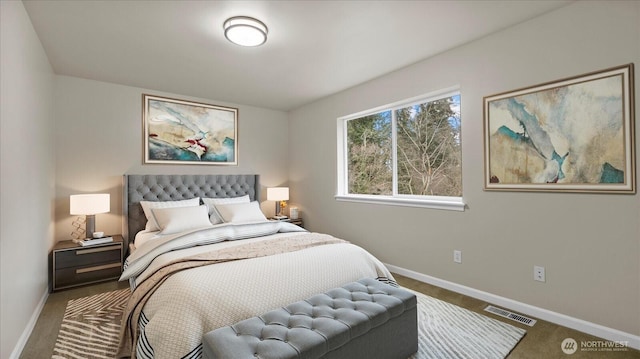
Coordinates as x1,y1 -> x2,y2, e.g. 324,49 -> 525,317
396,96 -> 461,196
345,94 -> 461,198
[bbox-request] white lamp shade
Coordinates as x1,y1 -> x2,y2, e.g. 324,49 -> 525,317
267,187 -> 289,201
70,194 -> 110,215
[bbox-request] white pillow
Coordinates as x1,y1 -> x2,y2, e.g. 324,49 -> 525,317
214,201 -> 267,223
140,198 -> 200,231
202,195 -> 250,224
150,205 -> 213,235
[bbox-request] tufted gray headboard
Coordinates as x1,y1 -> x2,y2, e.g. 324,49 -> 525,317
123,174 -> 260,251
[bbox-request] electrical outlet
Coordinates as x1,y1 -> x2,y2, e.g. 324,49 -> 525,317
453,250 -> 462,263
534,265 -> 545,282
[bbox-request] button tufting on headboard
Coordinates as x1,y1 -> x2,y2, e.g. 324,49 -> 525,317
123,174 -> 259,253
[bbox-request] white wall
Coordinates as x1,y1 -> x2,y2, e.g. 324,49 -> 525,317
53,76 -> 290,242
0,2 -> 55,358
289,0 -> 640,337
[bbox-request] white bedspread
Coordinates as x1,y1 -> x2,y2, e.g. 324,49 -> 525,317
133,230 -> 159,248
117,222 -> 393,359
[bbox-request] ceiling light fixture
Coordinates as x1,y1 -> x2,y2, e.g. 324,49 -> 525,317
223,16 -> 268,47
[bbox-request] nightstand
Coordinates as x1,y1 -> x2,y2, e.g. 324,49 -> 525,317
52,235 -> 123,291
271,217 -> 304,228
288,218 -> 304,228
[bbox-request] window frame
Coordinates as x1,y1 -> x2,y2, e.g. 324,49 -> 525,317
336,87 -> 465,212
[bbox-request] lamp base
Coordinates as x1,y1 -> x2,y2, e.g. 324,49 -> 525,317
85,214 -> 96,240
275,201 -> 288,218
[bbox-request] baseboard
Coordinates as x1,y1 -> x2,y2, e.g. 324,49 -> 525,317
9,288 -> 49,359
385,263 -> 640,350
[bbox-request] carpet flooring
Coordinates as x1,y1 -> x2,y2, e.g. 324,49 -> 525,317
20,275 -> 640,359
49,286 -> 525,359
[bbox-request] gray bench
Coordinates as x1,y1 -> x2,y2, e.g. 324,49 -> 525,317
203,278 -> 418,359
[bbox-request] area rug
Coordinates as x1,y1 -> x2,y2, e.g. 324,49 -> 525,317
52,288 -> 129,359
409,290 -> 526,359
52,288 -> 525,359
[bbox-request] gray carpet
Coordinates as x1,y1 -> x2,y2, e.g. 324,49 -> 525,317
52,287 -> 525,359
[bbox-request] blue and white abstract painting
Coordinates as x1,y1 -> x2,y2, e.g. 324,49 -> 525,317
484,64 -> 634,193
144,95 -> 237,165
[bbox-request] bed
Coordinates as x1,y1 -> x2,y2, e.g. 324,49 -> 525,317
117,174 -> 396,359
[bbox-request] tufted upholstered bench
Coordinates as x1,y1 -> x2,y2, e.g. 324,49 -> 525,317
202,278 -> 417,359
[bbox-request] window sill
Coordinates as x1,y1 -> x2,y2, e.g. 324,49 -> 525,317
334,194 -> 465,212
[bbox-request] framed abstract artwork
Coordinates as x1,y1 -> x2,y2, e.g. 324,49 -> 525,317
483,64 -> 635,193
143,94 -> 238,165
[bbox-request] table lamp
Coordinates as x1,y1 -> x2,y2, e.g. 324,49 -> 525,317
267,187 -> 289,219
70,193 -> 110,239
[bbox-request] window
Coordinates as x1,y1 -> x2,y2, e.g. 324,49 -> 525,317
337,88 -> 464,211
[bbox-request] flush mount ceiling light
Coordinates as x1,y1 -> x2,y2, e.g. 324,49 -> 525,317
223,16 -> 268,47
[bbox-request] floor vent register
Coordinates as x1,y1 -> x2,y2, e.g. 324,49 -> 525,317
484,305 -> 537,327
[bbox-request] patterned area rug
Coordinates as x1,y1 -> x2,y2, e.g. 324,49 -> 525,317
52,287 -> 525,359
52,288 -> 129,359
409,290 -> 526,359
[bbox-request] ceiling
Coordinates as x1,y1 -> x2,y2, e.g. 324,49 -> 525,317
23,0 -> 571,111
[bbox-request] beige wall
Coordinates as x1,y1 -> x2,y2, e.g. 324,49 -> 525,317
289,0 -> 640,336
53,76 -> 290,242
3,1 -> 639,356
0,1 -> 55,358
2,5 -> 290,355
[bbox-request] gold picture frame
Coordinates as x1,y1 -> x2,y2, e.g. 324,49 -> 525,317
143,94 -> 238,165
483,64 -> 635,193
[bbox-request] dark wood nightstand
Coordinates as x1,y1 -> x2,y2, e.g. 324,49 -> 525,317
52,235 -> 123,291
288,218 -> 303,228
271,217 -> 304,228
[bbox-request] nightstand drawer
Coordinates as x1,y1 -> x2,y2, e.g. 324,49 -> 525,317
55,244 -> 122,269
55,263 -> 122,289
52,235 -> 123,291
289,218 -> 303,228
269,218 -> 304,228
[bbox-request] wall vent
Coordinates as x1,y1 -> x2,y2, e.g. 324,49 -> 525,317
484,305 -> 537,327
